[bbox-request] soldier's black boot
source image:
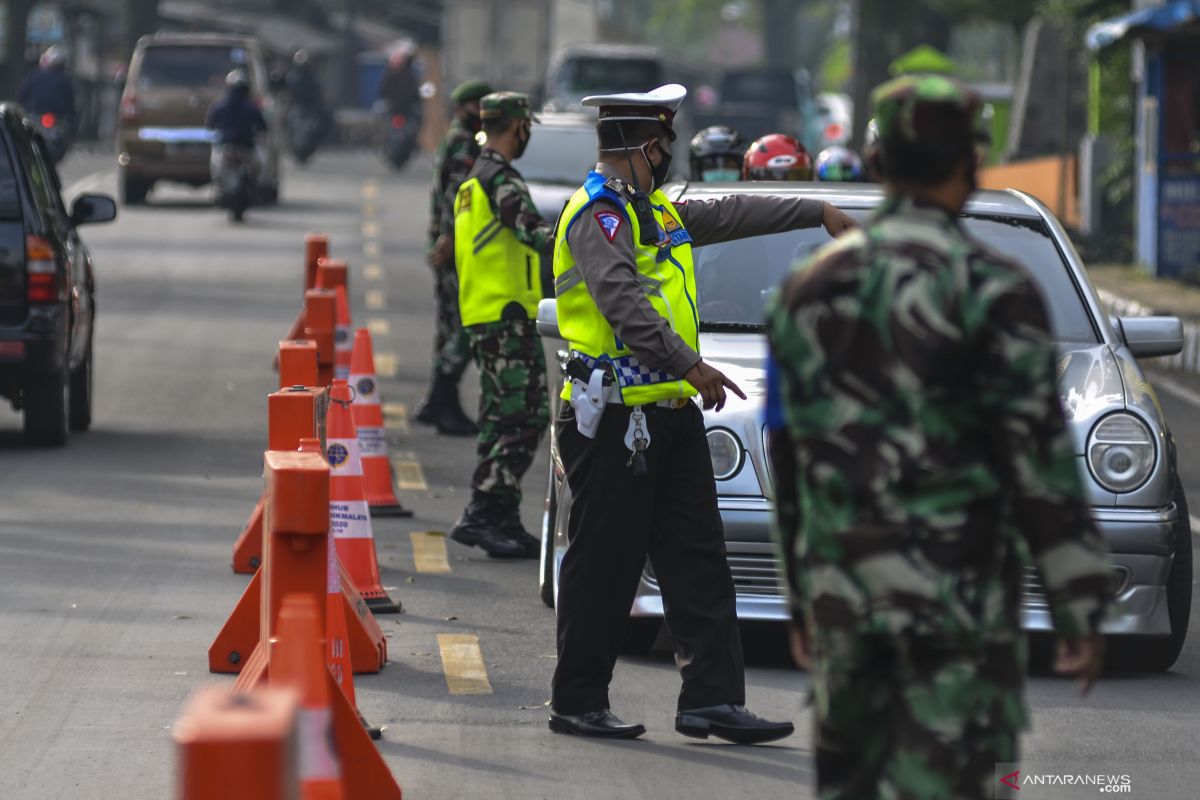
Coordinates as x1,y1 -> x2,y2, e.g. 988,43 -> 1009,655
499,507 -> 540,559
415,370 -> 444,426
435,382 -> 479,437
450,496 -> 523,559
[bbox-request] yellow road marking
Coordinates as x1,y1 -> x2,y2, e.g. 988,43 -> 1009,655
365,290 -> 386,310
367,318 -> 391,336
362,201 -> 377,219
392,452 -> 427,490
362,181 -> 379,199
374,352 -> 398,377
364,241 -> 380,258
411,532 -> 451,573
364,264 -> 383,280
436,634 -> 492,695
382,402 -> 409,433
362,221 -> 380,238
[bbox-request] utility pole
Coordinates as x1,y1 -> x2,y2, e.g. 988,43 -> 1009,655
3,0 -> 36,99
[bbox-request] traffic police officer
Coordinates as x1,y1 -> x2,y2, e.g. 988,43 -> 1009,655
548,84 -> 856,741
418,78 -> 493,437
449,92 -> 554,559
765,75 -> 1115,798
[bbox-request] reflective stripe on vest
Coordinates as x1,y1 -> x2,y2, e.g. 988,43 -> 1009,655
454,175 -> 542,327
552,171 -> 699,406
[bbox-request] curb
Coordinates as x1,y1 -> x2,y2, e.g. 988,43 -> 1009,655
1095,287 -> 1200,374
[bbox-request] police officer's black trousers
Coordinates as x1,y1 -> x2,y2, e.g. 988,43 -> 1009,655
551,401 -> 746,716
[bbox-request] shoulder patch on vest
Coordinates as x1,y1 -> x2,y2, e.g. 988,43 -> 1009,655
594,211 -> 623,243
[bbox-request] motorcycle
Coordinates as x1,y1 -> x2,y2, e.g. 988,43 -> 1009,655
285,104 -> 323,166
381,107 -> 421,170
212,144 -> 258,223
31,112 -> 70,164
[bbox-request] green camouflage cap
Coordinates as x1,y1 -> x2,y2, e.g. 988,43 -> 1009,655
871,74 -> 981,147
479,91 -> 540,123
450,79 -> 494,104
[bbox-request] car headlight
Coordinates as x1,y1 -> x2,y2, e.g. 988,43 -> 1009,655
1087,413 -> 1155,493
707,428 -> 743,480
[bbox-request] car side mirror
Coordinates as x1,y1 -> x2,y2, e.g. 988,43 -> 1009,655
1118,315 -> 1184,358
71,193 -> 117,226
536,298 -> 562,340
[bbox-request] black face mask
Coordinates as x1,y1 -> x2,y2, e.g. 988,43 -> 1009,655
643,141 -> 672,191
514,125 -> 531,159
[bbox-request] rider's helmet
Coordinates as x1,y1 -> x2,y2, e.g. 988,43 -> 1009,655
293,49 -> 309,67
688,125 -> 745,182
815,146 -> 865,182
225,69 -> 250,92
40,45 -> 66,70
742,133 -> 813,181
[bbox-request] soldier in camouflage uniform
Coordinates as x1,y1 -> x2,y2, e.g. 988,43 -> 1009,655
449,92 -> 554,559
417,79 -> 493,437
764,75 -> 1117,799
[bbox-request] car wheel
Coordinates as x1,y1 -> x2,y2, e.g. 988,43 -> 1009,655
540,468 -> 557,609
620,619 -> 661,655
23,365 -> 69,447
1112,479 -> 1193,672
121,174 -> 149,205
68,339 -> 93,431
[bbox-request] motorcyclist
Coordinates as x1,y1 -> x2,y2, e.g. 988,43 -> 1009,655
205,69 -> 267,209
742,133 -> 814,181
814,146 -> 865,182
378,43 -> 421,118
688,125 -> 744,181
286,50 -> 323,109
18,45 -> 75,124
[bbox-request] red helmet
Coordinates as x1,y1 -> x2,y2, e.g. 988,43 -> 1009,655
742,133 -> 813,181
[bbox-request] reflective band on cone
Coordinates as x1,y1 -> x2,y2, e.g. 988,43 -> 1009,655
327,379 -> 400,614
350,328 -> 412,517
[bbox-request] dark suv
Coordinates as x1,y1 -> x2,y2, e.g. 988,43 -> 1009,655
0,104 -> 116,445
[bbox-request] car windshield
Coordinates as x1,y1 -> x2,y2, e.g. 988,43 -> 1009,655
520,124 -> 597,184
557,58 -> 663,96
0,138 -> 19,220
692,208 -> 1097,343
137,45 -> 250,89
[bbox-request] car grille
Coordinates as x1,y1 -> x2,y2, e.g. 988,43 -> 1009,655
644,553 -> 786,597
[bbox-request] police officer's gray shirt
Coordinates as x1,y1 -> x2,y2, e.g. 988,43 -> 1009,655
566,164 -> 829,379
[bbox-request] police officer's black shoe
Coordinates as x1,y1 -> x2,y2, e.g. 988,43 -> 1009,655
549,709 -> 645,739
449,514 -> 524,559
675,705 -> 794,745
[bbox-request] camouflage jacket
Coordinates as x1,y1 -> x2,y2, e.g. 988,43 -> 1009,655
465,148 -> 554,256
428,119 -> 481,246
765,195 -> 1115,644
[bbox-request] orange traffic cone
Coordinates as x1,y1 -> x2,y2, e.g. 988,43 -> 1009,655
327,379 -> 401,614
350,328 -> 411,518
279,234 -> 330,350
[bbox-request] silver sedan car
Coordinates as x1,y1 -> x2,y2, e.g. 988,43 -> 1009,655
536,183 -> 1192,671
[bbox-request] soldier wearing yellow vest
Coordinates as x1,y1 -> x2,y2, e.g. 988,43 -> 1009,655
548,84 -> 857,742
449,92 -> 554,559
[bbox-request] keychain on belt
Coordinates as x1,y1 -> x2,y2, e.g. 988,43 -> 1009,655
624,406 -> 650,477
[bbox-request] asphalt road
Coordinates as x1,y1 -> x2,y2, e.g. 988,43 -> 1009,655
0,150 -> 1198,799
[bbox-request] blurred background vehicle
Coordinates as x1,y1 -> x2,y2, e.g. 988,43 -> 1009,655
117,33 -> 281,206
541,44 -> 666,113
0,104 -> 115,446
691,67 -> 819,148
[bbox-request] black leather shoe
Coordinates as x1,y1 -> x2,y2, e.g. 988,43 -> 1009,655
549,709 -> 645,739
675,705 -> 794,745
449,515 -> 524,559
499,514 -> 541,559
435,392 -> 479,437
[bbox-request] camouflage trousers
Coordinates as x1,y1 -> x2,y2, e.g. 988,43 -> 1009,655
466,319 -> 549,512
431,264 -> 471,381
812,632 -> 1027,800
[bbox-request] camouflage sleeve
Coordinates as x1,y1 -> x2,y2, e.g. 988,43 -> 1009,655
970,256 -> 1116,638
438,137 -> 479,239
676,195 -> 826,247
491,168 -> 554,256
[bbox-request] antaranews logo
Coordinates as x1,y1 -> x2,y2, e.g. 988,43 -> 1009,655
995,765 -> 1133,797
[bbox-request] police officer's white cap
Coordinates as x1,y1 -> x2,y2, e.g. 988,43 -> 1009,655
582,83 -> 687,127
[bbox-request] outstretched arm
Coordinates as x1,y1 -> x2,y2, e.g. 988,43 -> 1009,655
676,195 -> 855,246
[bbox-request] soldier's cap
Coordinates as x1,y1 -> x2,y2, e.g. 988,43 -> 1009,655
582,84 -> 687,142
450,79 -> 494,105
871,75 -> 981,150
479,91 -> 540,123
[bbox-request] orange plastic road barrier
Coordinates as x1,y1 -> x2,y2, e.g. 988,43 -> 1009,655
231,385 -> 328,574
315,260 -> 351,381
327,379 -> 400,614
215,427 -> 388,677
349,328 -> 411,518
173,684 -> 299,800
271,594 -> 402,800
305,234 -> 329,291
278,340 -> 319,390
303,289 -> 337,388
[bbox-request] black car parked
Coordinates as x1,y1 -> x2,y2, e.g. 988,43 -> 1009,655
0,103 -> 116,445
